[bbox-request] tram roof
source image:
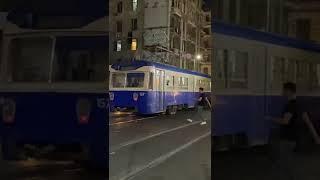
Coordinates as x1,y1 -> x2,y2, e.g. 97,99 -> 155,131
111,60 -> 211,79
212,20 -> 320,53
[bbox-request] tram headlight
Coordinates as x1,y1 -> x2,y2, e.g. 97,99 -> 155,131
76,98 -> 92,125
2,98 -> 16,125
109,92 -> 114,101
133,93 -> 139,101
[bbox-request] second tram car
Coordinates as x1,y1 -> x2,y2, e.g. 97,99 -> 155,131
109,60 -> 211,115
212,21 -> 320,147
0,15 -> 108,168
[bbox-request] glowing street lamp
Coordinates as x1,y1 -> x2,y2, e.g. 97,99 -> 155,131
194,54 -> 202,71
196,54 -> 202,60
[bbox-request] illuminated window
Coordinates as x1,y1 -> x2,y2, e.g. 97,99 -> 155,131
133,0 -> 138,11
131,38 -> 137,51
117,40 -> 122,52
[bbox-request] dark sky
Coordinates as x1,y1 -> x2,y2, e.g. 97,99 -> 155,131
0,0 -> 107,16
204,0 -> 212,10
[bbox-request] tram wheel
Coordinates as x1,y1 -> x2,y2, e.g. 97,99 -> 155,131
166,105 -> 177,115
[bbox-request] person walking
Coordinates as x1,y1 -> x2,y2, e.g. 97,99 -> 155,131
188,87 -> 211,125
266,82 -> 320,180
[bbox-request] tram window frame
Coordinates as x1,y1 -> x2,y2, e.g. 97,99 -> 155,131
126,72 -> 145,88
149,72 -> 154,90
316,64 -> 320,88
166,75 -> 174,88
296,60 -> 309,81
8,37 -> 53,82
111,72 -> 126,88
52,37 -> 107,83
309,63 -> 318,89
178,77 -> 188,90
199,79 -> 210,91
286,59 -> 296,83
271,56 -> 286,89
214,49 -> 225,80
228,50 -> 248,89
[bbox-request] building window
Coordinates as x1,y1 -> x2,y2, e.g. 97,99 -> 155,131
116,40 -> 122,52
133,0 -> 138,12
203,67 -> 209,74
228,50 -> 248,88
116,21 -> 122,33
117,2 -> 123,13
296,19 -> 310,40
132,18 -> 138,31
131,38 -> 137,51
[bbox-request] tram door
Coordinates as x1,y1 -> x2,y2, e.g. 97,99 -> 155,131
155,69 -> 165,112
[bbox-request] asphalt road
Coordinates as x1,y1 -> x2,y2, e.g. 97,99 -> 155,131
109,109 -> 211,180
0,109 -> 211,180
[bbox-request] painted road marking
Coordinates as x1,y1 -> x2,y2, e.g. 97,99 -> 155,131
109,116 -> 157,126
110,120 -> 202,153
110,132 -> 211,180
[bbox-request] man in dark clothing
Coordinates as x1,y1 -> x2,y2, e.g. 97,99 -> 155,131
187,87 -> 211,125
267,82 -> 320,180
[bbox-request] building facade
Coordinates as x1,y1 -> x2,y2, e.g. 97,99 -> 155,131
286,0 -> 320,42
212,0 -> 288,34
109,0 -> 212,74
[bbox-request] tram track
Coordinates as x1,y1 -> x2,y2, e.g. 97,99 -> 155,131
109,115 -> 211,180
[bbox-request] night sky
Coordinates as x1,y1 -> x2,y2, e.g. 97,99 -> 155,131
204,0 -> 212,10
1,0 -> 107,15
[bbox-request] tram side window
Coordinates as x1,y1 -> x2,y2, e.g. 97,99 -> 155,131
9,37 -> 53,82
271,56 -> 286,89
317,64 -> 320,87
296,60 -> 309,90
178,77 -> 188,90
309,63 -> 318,89
112,73 -> 126,88
215,49 -> 224,80
166,75 -> 174,89
149,72 -> 154,89
228,50 -> 248,88
286,59 -> 296,83
199,79 -> 210,91
310,64 -> 320,89
126,73 -> 145,88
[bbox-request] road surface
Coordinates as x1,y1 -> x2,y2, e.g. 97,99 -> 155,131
0,109 -> 211,180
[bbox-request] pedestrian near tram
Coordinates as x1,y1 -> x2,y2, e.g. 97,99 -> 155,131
187,87 -> 211,125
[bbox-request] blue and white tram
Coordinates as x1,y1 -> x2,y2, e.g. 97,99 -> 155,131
0,16 -> 108,168
109,60 -> 211,115
212,21 -> 320,147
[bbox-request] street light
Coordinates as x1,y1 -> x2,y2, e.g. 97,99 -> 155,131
196,54 -> 202,60
194,54 -> 202,71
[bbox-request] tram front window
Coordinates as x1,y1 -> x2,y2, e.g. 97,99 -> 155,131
52,36 -> 107,82
126,73 -> 145,88
9,37 -> 53,82
112,73 -> 126,88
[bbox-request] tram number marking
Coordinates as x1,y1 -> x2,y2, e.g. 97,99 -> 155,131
97,98 -> 108,109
